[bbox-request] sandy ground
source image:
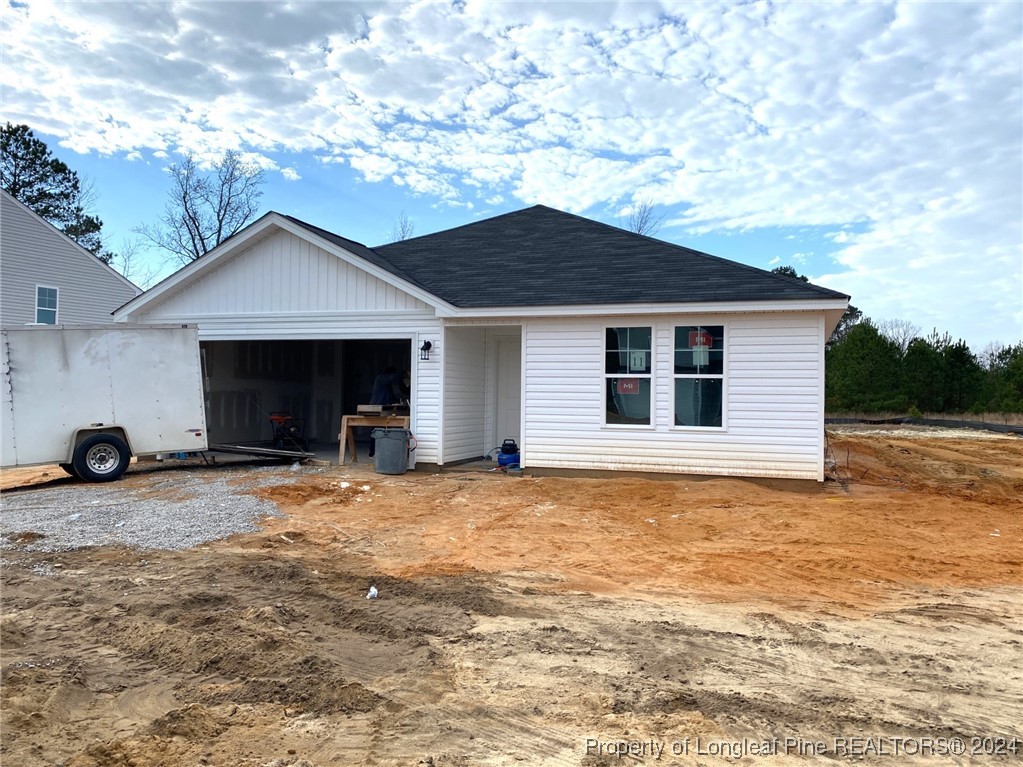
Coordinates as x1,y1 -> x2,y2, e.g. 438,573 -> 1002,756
1,431 -> 1021,766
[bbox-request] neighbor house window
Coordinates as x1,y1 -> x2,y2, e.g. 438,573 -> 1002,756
35,286 -> 58,324
605,326 -> 651,426
674,325 -> 724,427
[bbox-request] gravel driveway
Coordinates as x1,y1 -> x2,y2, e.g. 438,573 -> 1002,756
0,464 -> 293,552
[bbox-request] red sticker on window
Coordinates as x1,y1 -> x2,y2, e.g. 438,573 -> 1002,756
617,378 -> 640,395
689,330 -> 713,347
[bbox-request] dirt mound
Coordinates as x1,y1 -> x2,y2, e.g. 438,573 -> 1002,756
6,530 -> 46,543
194,677 -> 380,714
828,434 -> 1023,500
140,703 -> 226,739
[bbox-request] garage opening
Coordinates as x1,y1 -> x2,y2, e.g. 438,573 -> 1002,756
200,339 -> 411,456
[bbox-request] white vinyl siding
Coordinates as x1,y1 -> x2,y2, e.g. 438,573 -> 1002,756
1,191 -> 140,325
441,326 -> 487,463
523,312 -> 825,480
413,331 -> 442,464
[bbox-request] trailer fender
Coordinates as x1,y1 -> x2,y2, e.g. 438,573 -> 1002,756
66,426 -> 133,462
69,428 -> 132,482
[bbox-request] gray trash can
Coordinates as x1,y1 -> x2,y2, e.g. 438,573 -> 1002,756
371,428 -> 410,475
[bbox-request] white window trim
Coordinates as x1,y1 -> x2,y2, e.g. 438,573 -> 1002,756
35,284 -> 59,325
671,323 -> 728,431
602,324 -> 654,429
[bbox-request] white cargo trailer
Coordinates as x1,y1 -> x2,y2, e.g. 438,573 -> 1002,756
1,324 -> 208,482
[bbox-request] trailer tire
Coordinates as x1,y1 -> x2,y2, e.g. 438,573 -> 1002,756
72,434 -> 131,482
58,463 -> 80,479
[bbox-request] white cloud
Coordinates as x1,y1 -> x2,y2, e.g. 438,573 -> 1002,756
0,0 -> 1019,343
281,167 -> 301,182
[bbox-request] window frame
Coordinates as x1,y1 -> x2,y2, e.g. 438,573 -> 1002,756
672,324 -> 727,430
35,285 -> 59,325
603,324 -> 654,429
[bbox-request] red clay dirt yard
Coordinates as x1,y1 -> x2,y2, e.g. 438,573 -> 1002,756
1,426 -> 1021,766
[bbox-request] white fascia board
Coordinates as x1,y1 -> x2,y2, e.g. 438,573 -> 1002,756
196,327 -> 425,342
435,298 -> 851,319
138,309 -> 438,325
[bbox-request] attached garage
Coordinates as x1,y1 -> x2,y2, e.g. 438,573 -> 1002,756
115,215 -> 444,462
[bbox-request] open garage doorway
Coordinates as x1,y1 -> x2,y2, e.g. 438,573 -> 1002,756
200,339 -> 411,457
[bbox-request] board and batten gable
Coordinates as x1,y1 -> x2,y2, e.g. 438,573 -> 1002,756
137,228 -> 433,323
0,190 -> 139,325
522,312 -> 826,480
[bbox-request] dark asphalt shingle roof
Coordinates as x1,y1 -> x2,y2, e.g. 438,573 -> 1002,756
295,205 -> 849,308
283,215 -> 431,293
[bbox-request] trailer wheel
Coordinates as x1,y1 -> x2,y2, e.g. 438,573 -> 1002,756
72,434 -> 131,482
58,463 -> 80,479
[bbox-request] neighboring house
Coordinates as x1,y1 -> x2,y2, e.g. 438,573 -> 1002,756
0,189 -> 140,325
114,205 -> 849,480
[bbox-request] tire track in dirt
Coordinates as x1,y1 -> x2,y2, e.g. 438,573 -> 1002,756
2,434 -> 1021,766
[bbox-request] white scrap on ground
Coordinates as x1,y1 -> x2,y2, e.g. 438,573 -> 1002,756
366,585 -> 378,599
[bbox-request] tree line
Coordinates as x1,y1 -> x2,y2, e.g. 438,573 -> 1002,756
826,323 -> 1023,416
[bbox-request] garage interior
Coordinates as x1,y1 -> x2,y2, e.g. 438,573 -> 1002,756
200,339 -> 411,456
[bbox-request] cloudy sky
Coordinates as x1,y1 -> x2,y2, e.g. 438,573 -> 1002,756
2,0 -> 1020,348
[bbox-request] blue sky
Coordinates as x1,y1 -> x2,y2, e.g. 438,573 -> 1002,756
2,0 -> 1021,349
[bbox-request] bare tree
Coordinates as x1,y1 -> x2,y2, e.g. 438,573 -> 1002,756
978,341 -> 1005,372
390,210 -> 415,242
625,198 -> 664,237
109,238 -> 161,289
136,150 -> 265,264
877,318 -> 922,356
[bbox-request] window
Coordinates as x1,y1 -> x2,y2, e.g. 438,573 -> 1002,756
674,325 -> 724,427
605,326 -> 651,426
35,286 -> 58,324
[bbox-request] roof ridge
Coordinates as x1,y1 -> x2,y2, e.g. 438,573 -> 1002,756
374,205 -> 549,249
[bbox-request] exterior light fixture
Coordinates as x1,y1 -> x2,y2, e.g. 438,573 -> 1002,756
419,340 -> 432,360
